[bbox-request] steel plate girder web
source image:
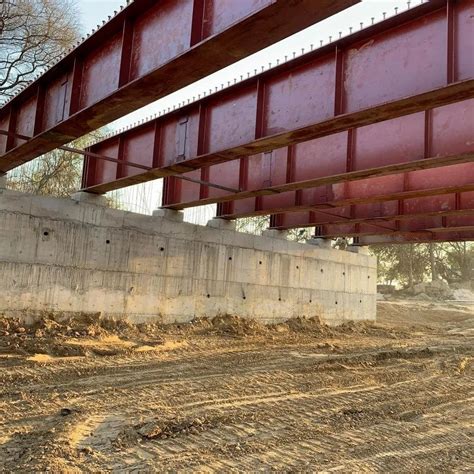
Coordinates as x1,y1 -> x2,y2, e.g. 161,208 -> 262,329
80,0 -> 474,193
269,191 -> 474,230
0,0 -> 360,171
217,160 -> 474,220
172,97 -> 474,213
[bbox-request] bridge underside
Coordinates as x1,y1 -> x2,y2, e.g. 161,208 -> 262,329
0,0 -> 473,244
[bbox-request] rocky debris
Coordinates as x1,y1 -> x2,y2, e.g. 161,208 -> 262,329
412,280 -> 453,299
451,288 -> 474,301
377,284 -> 396,294
412,292 -> 431,301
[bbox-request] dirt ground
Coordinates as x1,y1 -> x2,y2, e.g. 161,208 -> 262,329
0,302 -> 473,472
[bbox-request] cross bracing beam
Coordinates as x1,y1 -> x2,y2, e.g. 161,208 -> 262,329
355,231 -> 474,245
0,0 -> 359,172
311,215 -> 474,239
78,0 -> 474,194
217,162 -> 474,219
269,191 -> 474,230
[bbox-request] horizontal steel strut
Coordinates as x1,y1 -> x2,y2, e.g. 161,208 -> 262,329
0,129 -> 151,170
0,0 -> 360,171
76,0 -> 473,199
355,231 -> 474,245
217,174 -> 474,221
310,215 -> 474,238
269,191 -> 474,229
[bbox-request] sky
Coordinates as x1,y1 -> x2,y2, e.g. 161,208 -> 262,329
75,0 -> 416,220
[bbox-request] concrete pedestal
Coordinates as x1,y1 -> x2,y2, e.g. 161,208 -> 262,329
307,238 -> 333,249
262,229 -> 288,240
71,191 -> 108,207
207,218 -> 236,230
347,245 -> 370,255
153,208 -> 184,222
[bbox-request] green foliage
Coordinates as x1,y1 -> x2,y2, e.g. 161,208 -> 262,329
370,242 -> 474,287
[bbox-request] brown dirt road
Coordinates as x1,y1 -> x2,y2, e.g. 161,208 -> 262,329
0,302 -> 473,472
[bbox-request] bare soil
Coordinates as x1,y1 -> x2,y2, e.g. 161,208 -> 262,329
0,302 -> 473,472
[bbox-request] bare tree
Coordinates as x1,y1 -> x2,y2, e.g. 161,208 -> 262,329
7,132 -> 102,197
236,216 -> 269,235
0,0 -> 80,101
0,1 -> 114,202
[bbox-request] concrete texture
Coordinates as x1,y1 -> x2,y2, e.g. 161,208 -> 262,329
0,174 -> 6,189
71,191 -> 108,206
207,218 -> 237,231
262,229 -> 289,240
0,189 -> 377,324
307,238 -> 333,249
152,208 -> 184,221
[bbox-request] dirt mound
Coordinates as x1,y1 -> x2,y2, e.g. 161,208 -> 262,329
191,314 -> 267,337
0,313 -> 165,358
0,311 -> 412,359
187,314 -> 338,338
377,301 -> 473,328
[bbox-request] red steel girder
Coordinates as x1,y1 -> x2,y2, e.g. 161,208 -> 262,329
80,0 -> 474,194
166,98 -> 474,211
312,215 -> 474,239
0,0 -> 360,172
216,162 -> 474,219
355,231 -> 474,245
269,191 -> 474,230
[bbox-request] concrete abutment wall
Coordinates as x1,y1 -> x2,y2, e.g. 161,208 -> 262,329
0,189 -> 377,325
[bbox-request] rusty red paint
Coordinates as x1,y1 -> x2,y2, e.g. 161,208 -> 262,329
0,0 -> 358,171
269,191 -> 474,230
77,0 -> 473,194
161,99 -> 473,212
219,163 -> 474,219
313,214 -> 474,238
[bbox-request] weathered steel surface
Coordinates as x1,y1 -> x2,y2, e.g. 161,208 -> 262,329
313,215 -> 474,238
79,0 -> 474,193
217,163 -> 474,219
269,191 -> 474,230
0,0 -> 359,171
165,99 -> 474,210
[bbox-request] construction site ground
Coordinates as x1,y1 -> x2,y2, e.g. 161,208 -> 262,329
1,301 -> 473,472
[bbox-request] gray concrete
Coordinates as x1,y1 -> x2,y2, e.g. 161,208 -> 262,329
0,189 -> 377,325
207,217 -> 236,231
262,229 -> 289,240
152,208 -> 184,222
71,191 -> 108,206
347,245 -> 371,255
307,238 -> 333,249
0,174 -> 6,189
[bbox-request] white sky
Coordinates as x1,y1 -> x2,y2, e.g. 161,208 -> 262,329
76,0 -> 418,220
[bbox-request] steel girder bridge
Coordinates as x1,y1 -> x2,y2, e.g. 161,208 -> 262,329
0,0 -> 473,245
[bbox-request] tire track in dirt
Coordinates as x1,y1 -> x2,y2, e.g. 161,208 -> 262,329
1,305 -> 473,472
